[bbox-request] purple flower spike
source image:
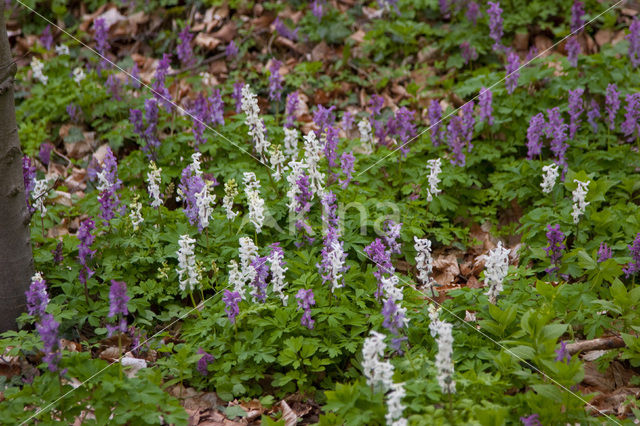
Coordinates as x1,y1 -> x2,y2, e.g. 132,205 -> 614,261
274,17 -> 299,41
130,62 -> 141,88
97,147 -> 122,224
568,88 -> 584,139
546,107 -> 569,172
37,314 -> 61,372
152,53 -> 172,112
605,84 -> 620,131
251,256 -> 270,303
222,290 -> 241,323
268,60 -> 284,102
94,18 -> 110,73
544,224 -> 566,276
26,273 -> 49,318
232,81 -> 244,113
487,2 -> 504,52
77,218 -> 96,286
461,101 -> 475,152
627,18 -> 640,68
526,113 -> 546,159
566,37 -> 580,67
39,143 -> 54,167
197,348 -> 214,376
339,151 -> 355,189
285,91 -> 299,128
466,2 -> 480,25
587,99 -> 601,133
447,116 -> 466,166
226,40 -> 239,58
313,104 -> 336,136
52,241 -> 64,264
520,414 -> 542,426
108,280 -> 129,318
478,88 -> 493,125
555,341 -> 571,364
382,298 -> 406,335
106,74 -> 122,101
40,25 -> 53,50
621,93 -> 640,142
428,99 -> 445,146
598,242 -> 612,262
177,26 -> 195,67
311,0 -> 324,21
505,51 -> 520,94
461,41 -> 478,65
23,156 -> 36,212
296,289 -> 316,329
341,111 -> 354,132
623,232 -> 640,278
383,220 -> 402,256
364,238 -> 394,300
324,125 -> 339,169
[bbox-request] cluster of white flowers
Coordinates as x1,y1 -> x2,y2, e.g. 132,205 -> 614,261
222,179 -> 239,220
428,304 -> 445,338
425,158 -> 442,202
73,67 -> 86,84
302,131 -> 325,196
240,84 -> 270,160
177,235 -> 200,292
285,161 -> 308,215
571,179 -> 590,224
31,58 -> 48,85
325,239 -> 347,293
482,241 -> 510,304
190,152 -> 203,175
385,382 -> 407,426
196,181 -> 216,230
55,44 -> 69,55
358,119 -> 374,154
243,172 -> 265,233
31,177 -> 51,217
362,331 -> 395,392
269,144 -> 286,182
129,196 -> 144,231
283,127 -> 300,158
268,249 -> 288,305
414,237 -> 436,294
146,162 -> 163,208
434,320 -> 456,394
229,237 -> 259,299
540,163 -> 559,194
228,261 -> 245,297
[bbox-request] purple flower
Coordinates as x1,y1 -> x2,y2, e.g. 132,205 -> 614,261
285,91 -> 299,128
623,232 -> 640,278
177,164 -> 207,230
209,89 -> 225,126
67,103 -> 81,123
196,348 -> 214,376
232,81 -> 244,113
129,62 -> 141,88
94,18 -> 110,73
627,18 -> 640,68
296,289 -> 316,329
461,101 -> 475,152
447,116 -> 466,166
587,99 -> 601,133
191,94 -> 209,147
106,74 -> 122,101
383,220 -> 402,256
571,1 -> 585,32
487,2 -> 504,52
313,104 -> 336,136
382,298 -> 406,335
222,290 -> 241,323
598,242 -> 612,262
294,173 -> 314,246
478,88 -> 493,125
311,0 -> 324,21
428,99 -> 445,146
177,26 -> 195,67
466,2 -> 480,25
520,414 -> 542,426
77,218 -> 96,286
23,156 -> 36,211
324,125 -> 339,169
546,107 -> 569,171
525,46 -> 538,63
97,147 -> 122,224
268,60 -> 284,102
364,238 -> 394,300
505,51 -> 520,94
52,241 -> 63,264
370,94 -> 384,116
341,111 -> 354,132
26,274 -> 49,317
152,54 -> 172,112
605,83 -> 620,131
388,107 -> 417,157
568,88 -> 584,139
108,280 -> 129,318
40,25 -> 53,50
274,17 -> 298,41
339,151 -> 355,189
566,36 -> 580,67
526,113 -> 546,159
39,143 -> 53,167
544,224 -> 566,276
226,40 -> 238,58
318,192 -> 349,291
36,314 -> 61,372
621,93 -> 640,142
250,255 -> 270,303
555,341 -> 571,364
460,41 -> 478,65
131,100 -> 160,159
439,0 -> 450,18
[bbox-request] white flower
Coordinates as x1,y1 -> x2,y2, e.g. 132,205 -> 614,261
228,260 -> 246,298
268,248 -> 288,305
541,163 -> 559,194
222,179 -> 239,220
269,145 -> 286,182
426,158 -> 442,202
177,235 -> 200,292
302,131 -> 325,196
358,119 -> 374,154
241,84 -> 270,160
571,179 -> 590,224
146,162 -> 163,208
243,172 -> 265,233
129,196 -> 144,231
190,152 -> 203,176
285,161 -> 308,215
385,382 -> 407,426
325,240 -> 347,293
481,241 -> 510,304
31,58 -> 48,85
55,44 -> 69,55
428,304 -> 444,338
434,320 -> 456,394
195,182 -> 216,230
362,331 -> 394,392
31,177 -> 51,217
414,236 -> 436,294
283,127 -> 300,158
72,67 -> 85,84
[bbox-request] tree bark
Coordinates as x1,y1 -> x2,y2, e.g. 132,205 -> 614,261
0,3 -> 33,332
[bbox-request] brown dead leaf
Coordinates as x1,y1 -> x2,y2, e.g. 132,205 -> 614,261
310,42 -> 331,62
595,29 -> 614,47
99,347 -> 123,362
280,400 -> 297,426
432,253 -> 460,286
212,22 -> 237,42
534,35 -> 553,57
350,29 -> 366,44
512,32 -> 529,51
195,33 -> 221,51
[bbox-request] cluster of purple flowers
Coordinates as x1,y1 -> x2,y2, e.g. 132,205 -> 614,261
77,218 -> 96,286
339,151 -> 355,189
197,348 -> 215,376
268,60 -> 284,102
294,173 -> 315,246
177,26 -> 195,67
129,62 -> 141,89
106,280 -> 129,337
544,224 -> 566,276
189,91 -> 225,148
226,40 -> 239,58
22,156 -> 36,212
296,288 -> 316,329
526,113 -> 546,159
130,98 -> 160,159
26,274 -> 49,317
478,88 -> 493,125
39,143 -> 53,167
555,341 -> 571,364
605,83 -> 620,131
311,0 -> 324,21
274,17 -> 298,41
364,221 -> 401,300
545,107 -> 569,172
388,107 -> 417,157
222,290 -> 242,323
520,413 -> 542,426
177,164 -> 207,231
94,18 -> 110,73
341,111 -> 354,132
106,74 -> 122,101
382,298 -> 405,335
152,54 -> 172,111
317,192 -> 349,291
567,88 -> 584,139
627,18 -> 640,68
505,51 -> 520,94
250,255 -> 270,302
232,82 -> 244,113
487,2 -> 504,52
40,25 -> 53,50
52,241 -> 64,264
428,99 -> 445,146
26,274 -> 61,372
587,99 -> 601,133
466,2 -> 480,25
447,115 -> 466,166
598,242 -> 612,262
97,147 -> 122,224
324,125 -> 340,170
67,103 -> 81,123
313,104 -> 336,137
285,91 -> 299,128
621,93 -> 640,142
369,95 -> 386,143
623,232 -> 640,278
460,41 -> 478,65
566,1 -> 585,66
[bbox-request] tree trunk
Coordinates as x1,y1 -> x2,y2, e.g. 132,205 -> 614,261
0,3 -> 33,332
